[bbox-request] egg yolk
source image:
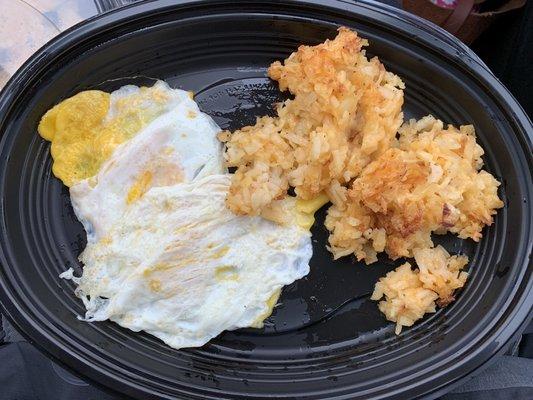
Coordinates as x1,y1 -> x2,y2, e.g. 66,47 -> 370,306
126,171 -> 153,205
295,192 -> 330,230
215,265 -> 238,281
250,288 -> 282,328
38,86 -> 172,187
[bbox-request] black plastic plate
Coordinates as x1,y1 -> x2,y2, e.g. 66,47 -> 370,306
0,1 -> 531,399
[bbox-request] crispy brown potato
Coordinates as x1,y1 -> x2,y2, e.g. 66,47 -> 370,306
219,27 -> 404,216
326,116 -> 504,263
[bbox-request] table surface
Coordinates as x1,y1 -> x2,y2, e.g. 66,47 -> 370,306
0,0 -> 102,88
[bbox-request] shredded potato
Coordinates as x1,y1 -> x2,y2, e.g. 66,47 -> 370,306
219,28 -> 503,334
326,116 -> 503,263
371,246 -> 468,334
219,27 -> 404,216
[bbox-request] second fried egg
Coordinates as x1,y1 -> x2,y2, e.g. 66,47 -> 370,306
67,82 -> 224,241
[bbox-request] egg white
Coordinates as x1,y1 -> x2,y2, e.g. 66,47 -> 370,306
76,174 -> 311,348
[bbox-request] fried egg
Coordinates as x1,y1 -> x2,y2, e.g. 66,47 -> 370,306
39,81 -> 190,187
75,174 -> 311,348
68,82 -> 224,241
40,81 -> 315,349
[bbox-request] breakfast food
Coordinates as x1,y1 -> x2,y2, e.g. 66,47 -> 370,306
39,27 -> 503,343
371,246 -> 468,334
72,174 -> 311,348
325,116 -> 504,263
40,81 -> 314,349
219,27 -> 404,217
64,82 -> 225,239
39,81 -> 189,187
219,28 -> 503,334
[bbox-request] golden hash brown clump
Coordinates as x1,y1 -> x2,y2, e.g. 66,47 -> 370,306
325,116 -> 504,263
219,28 -> 504,334
218,27 -> 405,216
371,246 -> 468,334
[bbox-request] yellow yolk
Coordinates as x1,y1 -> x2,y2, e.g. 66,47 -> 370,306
215,265 -> 238,281
149,279 -> 162,292
38,90 -> 110,186
295,192 -> 330,230
211,246 -> 229,259
127,171 -> 153,204
261,192 -> 330,230
250,288 -> 282,328
38,86 -> 172,187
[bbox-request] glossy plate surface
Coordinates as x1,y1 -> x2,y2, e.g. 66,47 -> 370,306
0,1 -> 531,399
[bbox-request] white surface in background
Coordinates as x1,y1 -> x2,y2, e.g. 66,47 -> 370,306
0,0 -> 98,88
